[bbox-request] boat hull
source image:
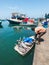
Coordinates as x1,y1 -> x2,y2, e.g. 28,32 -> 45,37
14,44 -> 34,56
7,19 -> 21,24
20,24 -> 37,27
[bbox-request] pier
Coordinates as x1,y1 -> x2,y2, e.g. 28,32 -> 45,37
33,22 -> 49,65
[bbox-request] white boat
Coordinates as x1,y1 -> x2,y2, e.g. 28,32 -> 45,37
20,22 -> 37,27
14,36 -> 35,56
7,13 -> 26,24
7,19 -> 22,24
19,20 -> 38,27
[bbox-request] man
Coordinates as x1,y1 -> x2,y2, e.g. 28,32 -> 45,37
35,26 -> 46,44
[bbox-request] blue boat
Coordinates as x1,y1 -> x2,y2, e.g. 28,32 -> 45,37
14,36 -> 35,56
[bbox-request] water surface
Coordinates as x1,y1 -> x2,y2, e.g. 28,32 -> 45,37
0,21 -> 35,65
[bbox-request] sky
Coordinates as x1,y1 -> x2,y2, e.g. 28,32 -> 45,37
0,0 -> 49,18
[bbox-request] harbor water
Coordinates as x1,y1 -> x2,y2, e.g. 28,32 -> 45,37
0,21 -> 36,65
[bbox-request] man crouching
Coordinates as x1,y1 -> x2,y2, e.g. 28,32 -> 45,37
35,26 -> 46,44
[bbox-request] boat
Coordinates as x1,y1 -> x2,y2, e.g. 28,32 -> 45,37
20,22 -> 37,27
19,18 -> 38,28
7,19 -> 22,24
7,13 -> 26,24
14,36 -> 35,56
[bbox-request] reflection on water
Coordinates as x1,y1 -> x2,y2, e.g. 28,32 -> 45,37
0,25 -> 3,28
0,21 -> 35,65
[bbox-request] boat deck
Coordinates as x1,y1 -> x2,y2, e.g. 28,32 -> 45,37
14,44 -> 34,56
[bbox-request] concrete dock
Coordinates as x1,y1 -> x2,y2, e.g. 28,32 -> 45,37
33,22 -> 49,65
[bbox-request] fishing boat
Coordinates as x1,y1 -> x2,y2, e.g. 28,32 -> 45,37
7,12 -> 26,24
14,36 -> 35,56
20,22 -> 37,27
19,18 -> 38,28
7,19 -> 22,24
